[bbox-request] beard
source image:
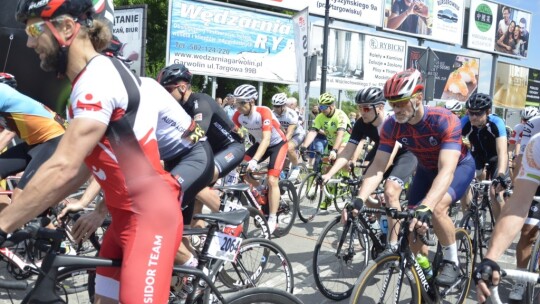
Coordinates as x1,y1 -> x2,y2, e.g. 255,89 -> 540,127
39,39 -> 60,72
395,113 -> 411,124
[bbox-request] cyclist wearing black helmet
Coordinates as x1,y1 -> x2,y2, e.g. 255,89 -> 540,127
461,92 -> 509,219
323,87 -> 417,251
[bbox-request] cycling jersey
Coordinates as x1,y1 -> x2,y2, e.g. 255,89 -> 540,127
275,107 -> 305,138
232,106 -> 286,146
461,114 -> 507,166
311,109 -> 351,147
0,83 -> 64,145
379,107 -> 468,170
68,56 -> 182,304
182,92 -> 243,151
509,122 -> 525,145
520,116 -> 540,154
519,131 -> 540,185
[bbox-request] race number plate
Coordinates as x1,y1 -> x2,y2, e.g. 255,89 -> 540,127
207,232 -> 243,262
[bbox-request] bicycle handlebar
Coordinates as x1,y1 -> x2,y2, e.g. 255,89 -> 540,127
3,224 -> 64,248
0,279 -> 28,290
489,269 -> 540,304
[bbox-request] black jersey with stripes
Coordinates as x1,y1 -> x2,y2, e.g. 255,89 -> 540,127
181,92 -> 243,151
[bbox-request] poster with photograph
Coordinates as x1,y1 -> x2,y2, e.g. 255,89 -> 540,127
113,6 -> 146,76
167,0 -> 297,83
467,0 -> 532,58
407,46 -> 480,102
310,25 -> 406,90
382,0 -> 465,45
493,62 -> 528,109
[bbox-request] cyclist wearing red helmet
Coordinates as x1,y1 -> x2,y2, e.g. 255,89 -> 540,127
350,69 -> 475,286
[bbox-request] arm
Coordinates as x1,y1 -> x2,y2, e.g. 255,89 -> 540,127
322,142 -> 357,180
420,149 -> 460,210
496,34 -> 509,48
70,198 -> 108,242
193,98 -> 213,133
0,129 -> 16,152
385,143 -> 401,172
301,129 -> 318,149
285,124 -> 296,142
0,118 -> 106,232
495,136 -> 508,177
357,150 -> 392,202
351,139 -> 366,163
333,129 -> 346,150
58,176 -> 102,219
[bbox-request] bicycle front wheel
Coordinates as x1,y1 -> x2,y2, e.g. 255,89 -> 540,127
273,180 -> 298,238
297,172 -> 321,223
350,254 -> 421,304
313,215 -> 369,300
223,287 -> 303,304
56,267 -> 95,303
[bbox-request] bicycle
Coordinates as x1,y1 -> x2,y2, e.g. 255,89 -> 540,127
487,268 -> 540,304
349,205 -> 473,304
519,193 -> 540,303
0,209 -> 302,304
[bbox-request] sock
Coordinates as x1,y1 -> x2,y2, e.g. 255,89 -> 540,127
442,243 -> 458,265
268,214 -> 277,223
389,242 -> 399,251
182,254 -> 199,268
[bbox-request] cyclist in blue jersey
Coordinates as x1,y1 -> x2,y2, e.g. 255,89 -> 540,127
348,69 -> 475,287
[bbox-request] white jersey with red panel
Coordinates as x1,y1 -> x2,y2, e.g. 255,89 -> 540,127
275,107 -> 305,137
509,122 -> 525,145
232,106 -> 286,146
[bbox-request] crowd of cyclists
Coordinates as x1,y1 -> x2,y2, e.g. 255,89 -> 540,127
1,0 -> 540,303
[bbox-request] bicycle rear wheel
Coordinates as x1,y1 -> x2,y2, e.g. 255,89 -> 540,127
272,180 -> 298,238
297,172 -> 321,223
313,215 -> 369,300
349,254 -> 421,304
223,287 -> 303,304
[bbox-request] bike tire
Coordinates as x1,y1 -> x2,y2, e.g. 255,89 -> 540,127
223,287 -> 303,304
242,206 -> 271,240
56,266 -> 95,303
272,180 -> 298,238
527,229 -> 540,304
312,215 -> 369,300
211,238 -> 294,294
459,211 -> 482,263
297,172 -> 321,223
349,254 -> 421,304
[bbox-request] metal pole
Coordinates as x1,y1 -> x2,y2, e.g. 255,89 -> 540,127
258,81 -> 263,106
320,0 -> 330,94
211,76 -> 218,99
490,54 -> 498,113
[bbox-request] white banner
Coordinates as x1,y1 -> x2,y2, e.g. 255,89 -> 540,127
293,8 -> 309,110
242,0 -> 384,27
167,0 -> 297,83
113,6 -> 146,76
311,25 -> 406,90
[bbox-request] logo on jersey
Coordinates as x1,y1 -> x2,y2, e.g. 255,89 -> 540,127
194,113 -> 203,122
429,136 -> 438,146
92,166 -> 107,180
263,119 -> 271,126
77,93 -> 103,111
224,152 -> 235,163
401,138 -> 409,145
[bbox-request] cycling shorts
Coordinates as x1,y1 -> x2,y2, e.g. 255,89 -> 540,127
408,152 -> 475,208
384,151 -> 418,189
214,141 -> 245,178
290,133 -> 305,148
95,194 -> 183,302
0,135 -> 62,189
474,155 -> 506,180
245,141 -> 288,177
165,140 -> 213,225
525,189 -> 540,226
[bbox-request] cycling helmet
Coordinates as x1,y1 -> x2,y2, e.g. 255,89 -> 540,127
355,87 -> 385,106
16,0 -> 94,23
0,73 -> 17,88
233,84 -> 258,101
520,106 -> 539,120
272,93 -> 288,106
102,35 -> 133,65
384,69 -> 424,101
157,64 -> 192,87
444,99 -> 463,112
318,93 -> 335,105
465,93 -> 492,110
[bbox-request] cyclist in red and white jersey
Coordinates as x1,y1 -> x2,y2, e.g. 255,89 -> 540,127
0,1 -> 183,303
232,84 -> 288,234
509,106 -> 539,178
272,93 -> 305,180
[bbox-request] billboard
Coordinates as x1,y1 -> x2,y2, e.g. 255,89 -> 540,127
382,0 -> 465,45
113,6 -> 146,76
493,62 -> 528,109
242,0 -> 384,27
311,25 -> 406,90
407,46 -> 480,102
167,0 -> 297,83
526,68 -> 540,107
467,0 -> 532,58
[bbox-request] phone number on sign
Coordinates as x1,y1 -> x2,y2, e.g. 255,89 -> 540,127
189,44 -> 230,54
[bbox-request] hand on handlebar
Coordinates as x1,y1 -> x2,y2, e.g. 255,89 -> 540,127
409,204 -> 432,234
246,159 -> 258,172
58,198 -> 86,222
474,258 -> 501,303
340,198 -> 363,224
70,211 -> 107,243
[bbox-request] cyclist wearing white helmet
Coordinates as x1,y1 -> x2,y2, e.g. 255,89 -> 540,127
444,99 -> 463,115
272,93 -> 305,180
510,106 -> 539,176
232,84 -> 288,235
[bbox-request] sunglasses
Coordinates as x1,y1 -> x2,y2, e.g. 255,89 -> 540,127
468,110 -> 485,116
25,20 -> 48,38
164,85 -> 180,93
318,105 -> 329,111
359,106 -> 373,113
388,100 -> 410,108
273,105 -> 283,109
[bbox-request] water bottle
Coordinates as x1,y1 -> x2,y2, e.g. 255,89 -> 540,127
416,254 -> 433,280
380,215 -> 388,236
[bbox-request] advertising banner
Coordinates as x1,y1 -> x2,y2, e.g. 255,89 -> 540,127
526,68 -> 540,106
167,0 -> 297,83
407,46 -> 480,102
493,62 -> 528,109
242,0 -> 384,27
467,0 -> 532,58
292,8 -> 310,109
310,25 -> 406,90
113,6 -> 146,76
382,0 -> 465,45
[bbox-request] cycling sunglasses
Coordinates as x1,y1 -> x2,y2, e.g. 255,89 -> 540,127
359,106 -> 372,113
25,21 -> 48,38
318,105 -> 330,111
468,110 -> 485,117
164,85 -> 180,93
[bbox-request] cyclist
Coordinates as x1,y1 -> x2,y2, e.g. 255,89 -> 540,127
231,84 -> 288,235
461,93 -> 509,219
475,122 -> 540,303
157,64 -> 245,228
444,99 -> 464,116
0,73 -> 65,200
306,104 -> 328,170
509,106 -> 539,179
286,96 -> 305,127
272,93 -> 304,180
347,69 -> 474,286
324,87 -> 417,251
1,1 -> 184,302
